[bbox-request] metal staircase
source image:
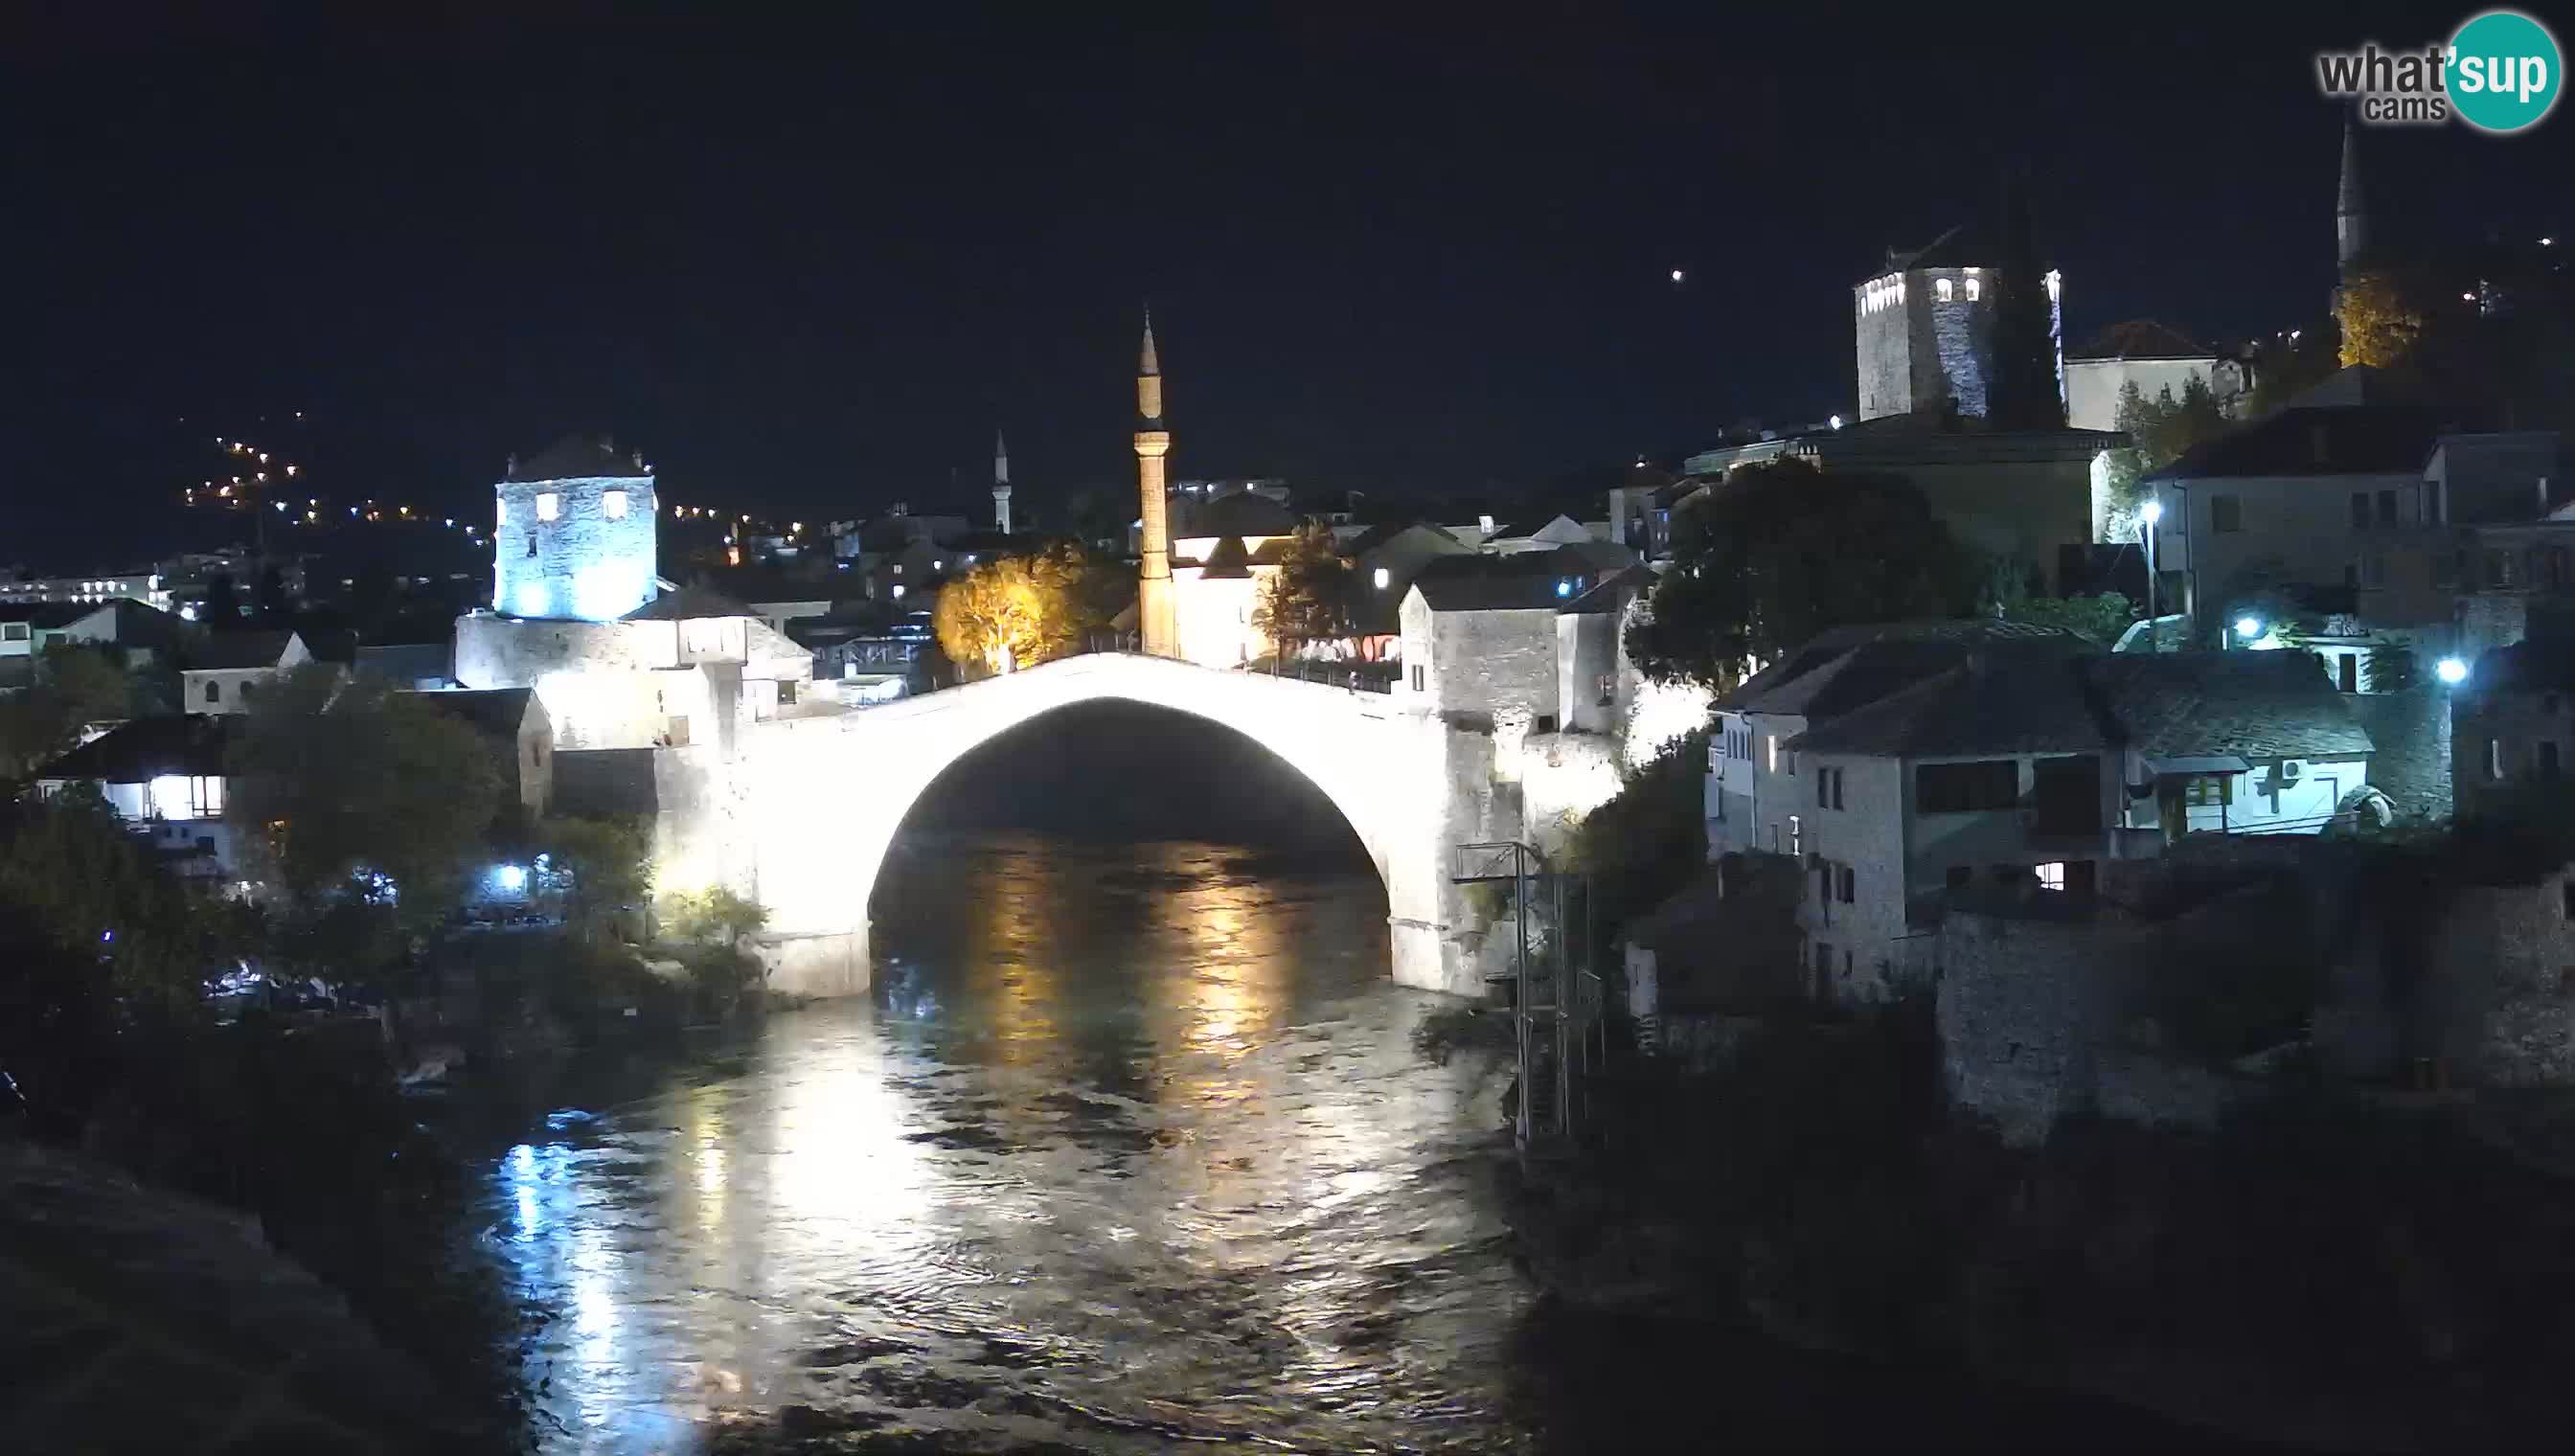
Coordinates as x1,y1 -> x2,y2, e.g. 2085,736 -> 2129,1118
1452,840 -> 1590,1159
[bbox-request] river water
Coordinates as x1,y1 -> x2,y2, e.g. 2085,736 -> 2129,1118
461,832 -> 2243,1454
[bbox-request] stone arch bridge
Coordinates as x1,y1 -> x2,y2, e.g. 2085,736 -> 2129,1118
657,653 -> 1532,998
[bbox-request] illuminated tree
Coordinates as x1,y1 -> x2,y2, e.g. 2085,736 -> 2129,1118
932,542 -> 1094,677
1251,520 -> 1354,660
2336,267 -> 2427,368
2098,376 -> 2230,538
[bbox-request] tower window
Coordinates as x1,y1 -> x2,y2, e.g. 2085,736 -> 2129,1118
1936,278 -> 1955,303
496,499 -> 508,527
536,492 -> 560,522
1965,277 -> 1982,302
603,489 -> 628,520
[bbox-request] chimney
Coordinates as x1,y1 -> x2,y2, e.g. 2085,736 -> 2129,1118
505,452 -> 518,478
632,449 -> 646,469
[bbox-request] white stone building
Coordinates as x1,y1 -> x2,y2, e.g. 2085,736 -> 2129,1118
493,435 -> 659,624
35,716 -> 254,889
182,630 -> 311,714
2062,320 -> 2246,433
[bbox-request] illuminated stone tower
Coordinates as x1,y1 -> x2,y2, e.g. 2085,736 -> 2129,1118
492,434 -> 658,622
1133,311 -> 1178,657
2336,115 -> 2369,278
991,428 -> 1013,535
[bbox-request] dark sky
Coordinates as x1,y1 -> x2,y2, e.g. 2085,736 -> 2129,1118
8,2 -> 2568,565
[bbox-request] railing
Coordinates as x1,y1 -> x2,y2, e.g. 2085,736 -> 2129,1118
1242,658 -> 1397,694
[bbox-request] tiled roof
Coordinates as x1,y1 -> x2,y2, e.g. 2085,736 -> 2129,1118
2147,405 -> 2450,481
38,715 -> 239,784
1720,621 -> 2085,716
1408,549 -> 1595,613
1788,647 -> 2115,757
184,629 -> 299,671
2085,651 -> 2373,760
511,434 -> 649,481
622,585 -> 750,622
2066,319 -> 2216,362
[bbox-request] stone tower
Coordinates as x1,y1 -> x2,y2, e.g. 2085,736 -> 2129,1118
1133,311 -> 1178,657
492,434 -> 658,622
991,428 -> 1013,535
2336,115 -> 2369,278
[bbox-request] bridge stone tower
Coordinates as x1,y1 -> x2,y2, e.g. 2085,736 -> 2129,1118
1133,312 -> 1179,657
991,428 -> 1013,535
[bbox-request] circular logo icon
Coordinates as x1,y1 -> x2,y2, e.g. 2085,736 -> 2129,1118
2450,10 -> 2563,133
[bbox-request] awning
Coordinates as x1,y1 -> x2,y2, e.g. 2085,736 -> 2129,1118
2144,755 -> 2250,776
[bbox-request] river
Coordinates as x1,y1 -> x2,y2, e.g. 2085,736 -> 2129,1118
452,830 -> 2258,1453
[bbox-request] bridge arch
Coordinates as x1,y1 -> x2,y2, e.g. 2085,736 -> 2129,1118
726,655 -> 1460,997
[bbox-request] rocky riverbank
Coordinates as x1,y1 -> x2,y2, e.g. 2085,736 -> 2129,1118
1504,1012 -> 2575,1453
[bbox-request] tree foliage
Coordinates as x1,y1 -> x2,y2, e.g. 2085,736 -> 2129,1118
225,664 -> 502,933
543,815 -> 651,941
2245,325 -> 2341,420
2336,267 -> 2428,369
1250,520 -> 1353,660
0,786 -> 247,1017
932,541 -> 1095,676
2098,378 -> 2231,539
0,645 -> 149,783
1625,461 -> 1974,692
665,885 -> 768,946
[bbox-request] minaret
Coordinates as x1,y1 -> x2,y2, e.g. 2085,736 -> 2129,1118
991,428 -> 1013,535
2336,115 -> 2368,278
1133,310 -> 1178,657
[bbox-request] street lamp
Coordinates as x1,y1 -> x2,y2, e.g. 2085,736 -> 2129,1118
2234,615 -> 2264,644
2436,656 -> 2469,685
2137,498 -> 2163,651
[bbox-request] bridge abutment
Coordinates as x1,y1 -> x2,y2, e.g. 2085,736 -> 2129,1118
758,925 -> 872,999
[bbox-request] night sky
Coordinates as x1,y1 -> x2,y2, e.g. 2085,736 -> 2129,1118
10,3 -> 2569,565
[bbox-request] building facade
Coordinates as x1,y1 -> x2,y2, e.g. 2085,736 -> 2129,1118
493,436 -> 660,623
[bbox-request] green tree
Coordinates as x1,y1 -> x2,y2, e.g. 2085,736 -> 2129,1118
2099,377 -> 2232,539
226,665 -> 502,948
0,645 -> 146,782
0,786 -> 240,1017
2245,325 -> 2341,420
932,541 -> 1095,676
1251,520 -> 1354,661
665,885 -> 768,946
1626,460 -> 1974,692
543,815 -> 651,942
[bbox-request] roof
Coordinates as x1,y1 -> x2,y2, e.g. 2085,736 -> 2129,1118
353,642 -> 454,687
2066,319 -> 2216,362
38,715 -> 239,784
2148,404 -> 2450,482
184,630 -> 300,671
1197,535 -> 1255,580
2085,651 -> 2373,760
1721,621 -> 2085,717
409,687 -> 541,741
1787,647 -> 2113,757
2463,638 -> 2575,694
511,434 -> 650,481
1344,521 -> 1467,557
621,585 -> 751,622
1408,550 -> 1594,613
0,603 -> 106,628
1872,222 -> 1997,277
1190,490 -> 1299,538
1561,563 -> 1657,615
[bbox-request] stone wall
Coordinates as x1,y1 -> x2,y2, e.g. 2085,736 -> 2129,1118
2350,683 -> 2452,821
1427,605 -> 1560,725
492,472 -> 657,621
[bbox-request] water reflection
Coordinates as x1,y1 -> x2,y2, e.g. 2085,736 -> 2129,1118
484,835 -> 1523,1452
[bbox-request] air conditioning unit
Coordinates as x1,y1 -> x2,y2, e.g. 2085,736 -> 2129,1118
2278,760 -> 2303,784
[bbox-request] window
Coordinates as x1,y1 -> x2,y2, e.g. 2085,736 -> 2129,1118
2350,492 -> 2371,529
2210,494 -> 2242,534
2488,738 -> 2505,782
1,623 -> 24,642
2377,489 -> 2398,526
2035,861 -> 2067,892
1832,767 -> 1845,809
497,499 -> 508,527
1534,715 -> 1558,735
536,491 -> 560,522
526,535 -> 537,557
1964,276 -> 1981,302
1767,736 -> 1780,772
2182,774 -> 2234,807
1915,760 -> 2018,813
1837,864 -> 1855,903
1597,674 -> 1615,707
604,489 -> 628,520
239,681 -> 256,701
204,680 -> 221,704
2543,740 -> 2563,779
1814,941 -> 1833,980
1410,665 -> 1425,692
1789,814 -> 1802,859
1817,771 -> 1831,808
2337,653 -> 2359,694
1935,277 -> 1954,302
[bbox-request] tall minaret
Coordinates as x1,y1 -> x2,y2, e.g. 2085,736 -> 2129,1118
1133,310 -> 1178,657
2336,115 -> 2369,279
991,428 -> 1013,535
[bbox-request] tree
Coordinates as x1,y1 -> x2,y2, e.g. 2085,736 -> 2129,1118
1986,174 -> 2066,431
2098,377 -> 2232,539
0,645 -> 144,782
2246,325 -> 2342,419
0,786 -> 240,1017
2336,267 -> 2427,369
932,541 -> 1095,676
543,815 -> 651,942
225,665 -> 502,947
665,885 -> 767,946
1251,520 -> 1353,661
255,563 -> 292,624
202,572 -> 242,624
1625,460 -> 1975,692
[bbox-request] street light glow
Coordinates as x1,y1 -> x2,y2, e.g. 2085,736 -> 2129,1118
2234,616 -> 2263,640
2436,656 -> 2469,685
2140,499 -> 2163,525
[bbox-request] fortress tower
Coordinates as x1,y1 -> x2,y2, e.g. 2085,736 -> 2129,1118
1133,312 -> 1178,657
492,434 -> 658,622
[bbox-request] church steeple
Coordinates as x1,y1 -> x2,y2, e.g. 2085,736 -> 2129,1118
1132,309 -> 1176,656
991,428 -> 1013,535
2336,115 -> 2369,276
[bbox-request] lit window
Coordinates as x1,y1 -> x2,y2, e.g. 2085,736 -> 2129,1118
604,489 -> 628,520
1965,276 -> 1982,302
496,499 -> 508,527
2036,862 -> 2066,892
891,583 -> 906,600
1936,278 -> 1955,303
536,492 -> 560,522
1374,567 -> 1391,590
933,560 -> 944,571
1766,736 -> 1779,771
